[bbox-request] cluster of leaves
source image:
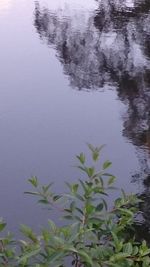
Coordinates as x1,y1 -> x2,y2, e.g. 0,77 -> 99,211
0,145 -> 150,266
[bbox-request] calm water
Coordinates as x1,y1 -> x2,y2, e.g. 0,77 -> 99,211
0,0 -> 150,232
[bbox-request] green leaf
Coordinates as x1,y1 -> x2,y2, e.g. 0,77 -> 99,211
92,151 -> 99,161
68,223 -> 80,242
78,250 -> 93,266
28,176 -> 38,187
88,217 -> 103,225
64,208 -> 72,214
108,176 -> 116,185
133,246 -> 139,255
46,251 -> 65,264
117,208 -> 133,217
87,144 -> 105,153
85,204 -> 95,214
87,167 -> 95,177
72,184 -> 79,194
20,225 -> 38,243
53,236 -> 64,246
70,201 -> 75,211
142,256 -> 150,267
87,143 -> 95,153
76,207 -> 84,215
111,231 -> 119,247
76,153 -> 86,164
99,176 -> 104,187
103,160 -> 112,170
121,189 -> 126,199
110,252 -> 130,262
38,199 -> 49,204
123,243 -> 133,255
42,183 -> 53,193
141,249 -> 150,257
24,191 -> 40,196
18,248 -> 41,264
0,221 -> 6,232
53,195 -> 61,201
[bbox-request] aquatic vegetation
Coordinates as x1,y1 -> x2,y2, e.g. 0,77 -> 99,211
0,145 -> 150,266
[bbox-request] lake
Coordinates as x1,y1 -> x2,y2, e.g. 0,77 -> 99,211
0,0 -> 150,233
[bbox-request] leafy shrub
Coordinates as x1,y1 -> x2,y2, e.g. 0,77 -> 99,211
0,144 -> 150,266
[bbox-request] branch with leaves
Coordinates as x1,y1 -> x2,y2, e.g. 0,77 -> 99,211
0,144 -> 149,266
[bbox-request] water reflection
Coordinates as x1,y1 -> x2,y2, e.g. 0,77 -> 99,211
34,0 -> 150,91
34,0 -> 150,176
34,0 -> 150,232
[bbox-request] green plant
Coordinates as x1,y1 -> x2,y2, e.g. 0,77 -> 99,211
0,144 -> 150,266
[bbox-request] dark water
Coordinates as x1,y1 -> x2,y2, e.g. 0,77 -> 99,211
0,0 -> 150,232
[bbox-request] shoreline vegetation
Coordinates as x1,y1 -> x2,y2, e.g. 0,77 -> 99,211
0,145 -> 150,266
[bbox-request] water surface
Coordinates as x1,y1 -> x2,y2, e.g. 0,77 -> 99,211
0,0 -> 150,231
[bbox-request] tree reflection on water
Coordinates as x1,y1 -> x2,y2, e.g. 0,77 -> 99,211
34,0 -> 150,234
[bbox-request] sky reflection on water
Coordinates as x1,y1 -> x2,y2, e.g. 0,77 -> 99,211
0,0 -> 150,231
